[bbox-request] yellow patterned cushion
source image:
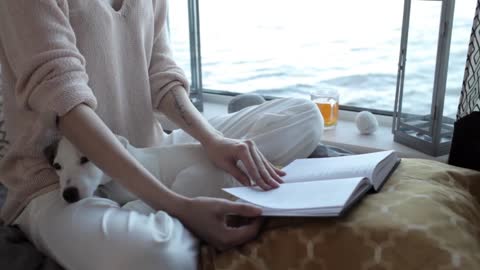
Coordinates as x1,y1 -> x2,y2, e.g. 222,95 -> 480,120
199,158 -> 480,270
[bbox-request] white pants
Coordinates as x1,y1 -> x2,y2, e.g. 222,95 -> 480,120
14,98 -> 323,270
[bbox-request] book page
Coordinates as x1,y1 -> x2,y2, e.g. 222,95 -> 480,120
282,150 -> 394,183
223,177 -> 366,211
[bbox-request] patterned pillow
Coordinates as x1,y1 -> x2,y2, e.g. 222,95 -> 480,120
200,159 -> 480,270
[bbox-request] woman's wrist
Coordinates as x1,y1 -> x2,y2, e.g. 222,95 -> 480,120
158,192 -> 193,219
199,129 -> 224,147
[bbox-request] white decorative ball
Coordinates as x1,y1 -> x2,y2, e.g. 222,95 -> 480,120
355,111 -> 378,135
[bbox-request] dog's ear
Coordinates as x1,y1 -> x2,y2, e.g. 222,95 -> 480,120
43,140 -> 60,166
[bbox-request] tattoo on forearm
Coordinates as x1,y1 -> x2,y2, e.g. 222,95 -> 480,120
170,91 -> 193,126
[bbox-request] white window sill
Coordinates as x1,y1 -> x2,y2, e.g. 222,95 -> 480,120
158,93 -> 449,162
320,113 -> 448,162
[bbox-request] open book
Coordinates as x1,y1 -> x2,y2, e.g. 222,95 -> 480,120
223,150 -> 400,217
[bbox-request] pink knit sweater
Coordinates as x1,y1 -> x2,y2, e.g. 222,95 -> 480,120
0,0 -> 189,224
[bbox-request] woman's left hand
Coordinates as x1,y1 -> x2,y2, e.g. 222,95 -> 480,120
203,136 -> 285,190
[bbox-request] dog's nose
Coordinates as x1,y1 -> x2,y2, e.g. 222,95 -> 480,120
63,187 -> 80,203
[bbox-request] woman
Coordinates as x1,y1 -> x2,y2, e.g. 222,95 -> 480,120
0,0 -> 323,269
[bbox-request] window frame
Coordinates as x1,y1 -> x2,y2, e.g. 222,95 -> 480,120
186,0 -> 459,117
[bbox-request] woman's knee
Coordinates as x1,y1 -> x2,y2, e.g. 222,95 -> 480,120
119,215 -> 199,270
281,97 -> 317,112
39,196 -> 198,270
305,101 -> 324,143
283,98 -> 324,144
128,241 -> 198,270
89,215 -> 198,270
254,98 -> 323,165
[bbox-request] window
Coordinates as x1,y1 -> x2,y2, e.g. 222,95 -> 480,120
400,0 -> 443,118
169,0 -> 475,115
168,0 -> 191,82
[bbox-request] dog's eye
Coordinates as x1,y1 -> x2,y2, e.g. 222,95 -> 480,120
53,163 -> 62,170
80,156 -> 89,165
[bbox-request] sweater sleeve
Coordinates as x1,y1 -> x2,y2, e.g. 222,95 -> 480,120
149,0 -> 190,110
0,0 -> 97,117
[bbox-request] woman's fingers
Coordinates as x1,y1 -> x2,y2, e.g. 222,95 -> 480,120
224,162 -> 251,186
249,146 -> 279,188
217,201 -> 263,250
233,140 -> 286,190
204,136 -> 285,190
253,147 -> 284,183
236,141 -> 272,190
221,200 -> 262,216
223,218 -> 263,250
183,197 -> 264,251
260,153 -> 284,184
273,166 -> 286,177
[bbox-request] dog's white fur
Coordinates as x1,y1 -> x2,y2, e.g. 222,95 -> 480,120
53,138 -> 108,201
47,136 -> 239,204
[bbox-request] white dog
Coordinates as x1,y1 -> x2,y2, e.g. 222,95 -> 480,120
43,136 -> 240,204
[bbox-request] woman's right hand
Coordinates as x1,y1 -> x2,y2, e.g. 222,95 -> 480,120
176,197 -> 264,251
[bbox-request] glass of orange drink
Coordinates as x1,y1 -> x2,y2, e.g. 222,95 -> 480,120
310,88 -> 339,130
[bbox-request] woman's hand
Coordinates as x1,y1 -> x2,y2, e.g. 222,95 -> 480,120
177,197 -> 264,251
203,136 -> 285,190
156,87 -> 285,189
